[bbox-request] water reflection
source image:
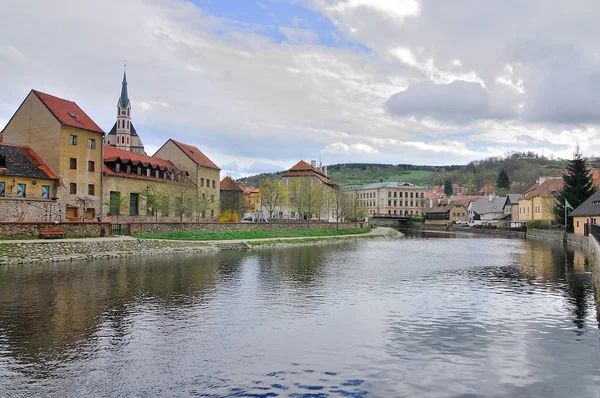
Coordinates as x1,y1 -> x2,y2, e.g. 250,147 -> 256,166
0,235 -> 599,397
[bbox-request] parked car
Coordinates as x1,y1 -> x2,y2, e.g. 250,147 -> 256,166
242,215 -> 268,223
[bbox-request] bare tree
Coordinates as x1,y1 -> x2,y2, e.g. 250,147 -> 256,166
330,188 -> 350,229
259,179 -> 287,219
288,177 -> 330,222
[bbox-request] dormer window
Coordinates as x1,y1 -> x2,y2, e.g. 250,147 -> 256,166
137,166 -> 141,175
155,169 -> 159,179
115,163 -> 120,173
126,165 -> 131,174
147,169 -> 151,177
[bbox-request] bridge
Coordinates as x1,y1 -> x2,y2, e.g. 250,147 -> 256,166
370,214 -> 413,228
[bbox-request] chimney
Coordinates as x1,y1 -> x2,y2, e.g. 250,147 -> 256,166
322,165 -> 328,177
430,198 -> 433,209
311,160 -> 317,168
488,193 -> 494,202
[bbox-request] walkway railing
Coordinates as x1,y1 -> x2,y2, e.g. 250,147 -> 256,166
589,224 -> 600,243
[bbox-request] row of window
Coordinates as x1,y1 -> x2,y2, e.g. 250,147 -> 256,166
70,158 -> 95,171
69,135 -> 96,149
68,183 -> 95,196
117,119 -> 130,130
200,178 -> 216,189
358,191 -> 425,199
452,212 -> 466,217
116,135 -> 130,145
386,209 -> 420,215
0,182 -> 51,199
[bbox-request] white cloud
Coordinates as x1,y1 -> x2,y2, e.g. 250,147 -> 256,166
327,0 -> 421,21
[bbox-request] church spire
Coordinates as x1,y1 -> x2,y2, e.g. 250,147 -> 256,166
120,66 -> 129,108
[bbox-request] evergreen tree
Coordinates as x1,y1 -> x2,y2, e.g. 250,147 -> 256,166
496,169 -> 510,189
444,180 -> 453,196
553,148 -> 596,226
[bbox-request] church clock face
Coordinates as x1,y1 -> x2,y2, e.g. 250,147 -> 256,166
121,111 -> 126,115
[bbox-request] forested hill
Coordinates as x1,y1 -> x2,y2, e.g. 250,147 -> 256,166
237,152 -> 571,193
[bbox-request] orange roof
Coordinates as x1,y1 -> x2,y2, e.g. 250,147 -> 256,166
283,160 -> 337,188
169,139 -> 220,170
242,186 -> 260,194
220,176 -> 244,191
525,177 -> 563,198
104,145 -> 177,169
32,90 -> 104,134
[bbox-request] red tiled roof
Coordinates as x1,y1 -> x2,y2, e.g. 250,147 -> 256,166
32,90 -> 104,134
283,160 -> 337,187
220,176 -> 244,191
242,186 -> 259,194
104,146 -> 177,169
169,139 -> 220,170
525,177 -> 563,198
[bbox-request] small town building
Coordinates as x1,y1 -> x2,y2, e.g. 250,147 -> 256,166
220,176 -> 244,221
569,190 -> 600,236
103,146 -> 199,222
1,90 -> 104,220
279,160 -> 338,221
469,195 -> 509,224
241,186 -> 260,214
424,196 -> 477,224
154,139 -> 221,219
0,143 -> 59,221
344,182 -> 427,217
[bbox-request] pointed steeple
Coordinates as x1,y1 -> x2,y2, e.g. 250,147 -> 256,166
120,67 -> 129,108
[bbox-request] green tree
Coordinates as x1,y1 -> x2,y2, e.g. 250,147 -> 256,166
444,180 -> 453,196
553,147 -> 597,226
496,169 -> 510,189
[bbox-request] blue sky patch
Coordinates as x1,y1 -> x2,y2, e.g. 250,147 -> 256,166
191,0 -> 370,51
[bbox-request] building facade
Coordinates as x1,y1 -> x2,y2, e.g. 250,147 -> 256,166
154,139 -> 221,219
1,90 -> 104,220
279,160 -> 338,221
343,182 -> 427,217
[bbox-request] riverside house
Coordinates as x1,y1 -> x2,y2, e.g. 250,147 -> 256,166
344,182 -> 427,217
569,190 -> 600,236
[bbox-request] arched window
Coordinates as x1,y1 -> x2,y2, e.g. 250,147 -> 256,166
127,108 -> 130,116
127,121 -> 130,129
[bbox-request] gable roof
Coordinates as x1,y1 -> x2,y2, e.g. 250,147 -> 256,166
470,196 -> 508,215
0,143 -> 58,180
220,176 -> 244,191
525,177 -> 563,198
283,160 -> 338,188
31,90 -> 104,134
569,190 -> 600,217
167,139 -> 220,170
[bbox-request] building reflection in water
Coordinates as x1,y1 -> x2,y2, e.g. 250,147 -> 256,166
0,252 -> 231,369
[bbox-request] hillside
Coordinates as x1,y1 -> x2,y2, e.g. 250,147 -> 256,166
237,152 -> 570,193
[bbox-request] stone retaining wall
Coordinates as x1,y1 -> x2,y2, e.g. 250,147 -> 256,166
0,222 -> 111,238
129,221 -> 366,235
0,239 -> 217,265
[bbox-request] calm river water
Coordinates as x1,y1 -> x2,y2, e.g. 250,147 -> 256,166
1,231 -> 600,397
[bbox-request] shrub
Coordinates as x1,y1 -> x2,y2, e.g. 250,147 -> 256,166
526,220 -> 551,229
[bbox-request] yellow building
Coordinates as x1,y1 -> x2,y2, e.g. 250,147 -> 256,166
0,143 -> 60,221
569,190 -> 600,236
103,146 -> 210,222
154,139 -> 221,219
518,176 -> 563,223
1,90 -> 104,220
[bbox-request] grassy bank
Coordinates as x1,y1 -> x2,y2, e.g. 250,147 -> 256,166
135,227 -> 372,241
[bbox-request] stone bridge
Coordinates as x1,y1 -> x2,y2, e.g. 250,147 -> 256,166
370,214 -> 412,228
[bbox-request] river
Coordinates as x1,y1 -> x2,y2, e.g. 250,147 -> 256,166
1,231 -> 599,397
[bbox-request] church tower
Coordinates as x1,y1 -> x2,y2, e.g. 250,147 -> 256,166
115,69 -> 132,151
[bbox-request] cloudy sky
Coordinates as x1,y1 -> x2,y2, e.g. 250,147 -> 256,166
1,0 -> 599,177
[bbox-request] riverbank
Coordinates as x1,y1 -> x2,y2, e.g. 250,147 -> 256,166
0,227 -> 397,265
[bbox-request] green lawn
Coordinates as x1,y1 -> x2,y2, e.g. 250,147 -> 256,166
135,227 -> 372,241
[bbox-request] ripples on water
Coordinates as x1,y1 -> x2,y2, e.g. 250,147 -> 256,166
0,231 -> 599,397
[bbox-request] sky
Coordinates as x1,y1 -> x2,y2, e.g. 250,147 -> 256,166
1,0 -> 600,178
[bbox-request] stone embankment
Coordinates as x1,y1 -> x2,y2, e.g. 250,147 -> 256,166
0,227 -> 396,265
0,238 -> 218,265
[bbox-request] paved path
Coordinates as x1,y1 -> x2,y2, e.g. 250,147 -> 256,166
0,227 -> 398,245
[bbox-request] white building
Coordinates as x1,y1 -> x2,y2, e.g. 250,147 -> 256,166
343,182 -> 427,216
